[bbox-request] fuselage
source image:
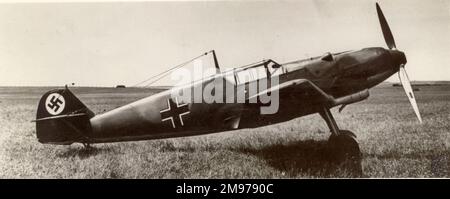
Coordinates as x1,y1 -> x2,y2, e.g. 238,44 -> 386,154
87,47 -> 406,143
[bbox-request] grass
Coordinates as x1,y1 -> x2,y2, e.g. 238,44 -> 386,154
0,85 -> 448,178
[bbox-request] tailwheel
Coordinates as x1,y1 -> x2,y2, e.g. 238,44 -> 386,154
82,142 -> 92,150
327,130 -> 362,176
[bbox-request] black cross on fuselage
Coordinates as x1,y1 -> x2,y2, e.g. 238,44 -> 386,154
160,97 -> 190,128
48,95 -> 63,112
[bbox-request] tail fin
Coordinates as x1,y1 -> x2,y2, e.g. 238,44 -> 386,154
34,86 -> 94,145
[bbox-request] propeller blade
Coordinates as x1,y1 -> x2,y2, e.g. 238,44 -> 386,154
398,65 -> 422,123
376,3 -> 396,49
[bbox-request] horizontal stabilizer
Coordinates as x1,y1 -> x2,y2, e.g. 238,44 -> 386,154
32,113 -> 87,122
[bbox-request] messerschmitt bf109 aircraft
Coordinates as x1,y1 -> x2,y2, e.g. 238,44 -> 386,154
34,3 -> 421,162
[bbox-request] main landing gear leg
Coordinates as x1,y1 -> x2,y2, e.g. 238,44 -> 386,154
319,107 -> 341,137
319,107 -> 362,175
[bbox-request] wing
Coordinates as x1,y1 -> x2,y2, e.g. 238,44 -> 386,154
209,79 -> 337,130
247,79 -> 335,106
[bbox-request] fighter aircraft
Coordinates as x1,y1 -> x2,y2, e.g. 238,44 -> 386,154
33,3 -> 421,163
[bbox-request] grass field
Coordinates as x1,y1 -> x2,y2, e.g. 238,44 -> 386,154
0,85 -> 448,178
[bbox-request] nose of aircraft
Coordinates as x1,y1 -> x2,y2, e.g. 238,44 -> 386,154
389,49 -> 407,69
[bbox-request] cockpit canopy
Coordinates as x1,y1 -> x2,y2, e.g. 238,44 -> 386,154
229,59 -> 285,84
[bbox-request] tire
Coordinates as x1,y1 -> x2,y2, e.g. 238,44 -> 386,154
327,130 -> 362,177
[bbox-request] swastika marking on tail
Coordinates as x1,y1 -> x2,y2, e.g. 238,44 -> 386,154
45,93 -> 65,115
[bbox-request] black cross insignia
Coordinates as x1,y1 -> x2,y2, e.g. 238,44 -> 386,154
47,95 -> 64,112
160,97 -> 190,128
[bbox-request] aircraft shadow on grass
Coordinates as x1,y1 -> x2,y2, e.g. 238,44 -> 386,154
57,146 -> 115,159
238,139 -> 363,177
55,139 -> 363,177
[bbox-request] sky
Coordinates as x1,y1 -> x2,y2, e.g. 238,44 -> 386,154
0,0 -> 449,86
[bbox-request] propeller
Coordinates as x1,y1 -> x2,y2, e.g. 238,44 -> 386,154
399,65 -> 422,123
376,3 -> 422,123
376,3 -> 396,50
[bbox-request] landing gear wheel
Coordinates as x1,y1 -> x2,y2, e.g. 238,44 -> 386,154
327,130 -> 362,177
82,142 -> 93,151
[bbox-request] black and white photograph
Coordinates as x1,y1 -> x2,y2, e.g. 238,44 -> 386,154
0,0 -> 449,184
